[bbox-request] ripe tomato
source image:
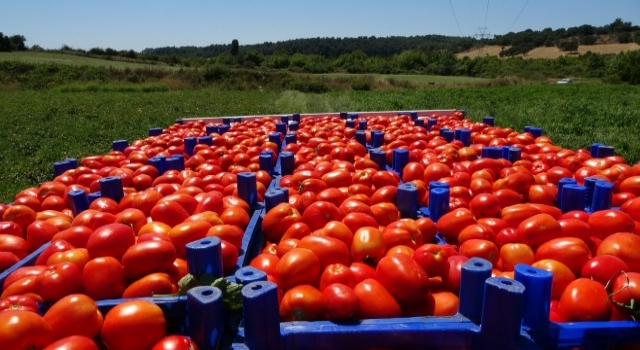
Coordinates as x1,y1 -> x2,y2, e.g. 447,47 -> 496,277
596,232 -> 640,272
427,290 -> 460,316
280,284 -> 325,321
0,233 -> 29,259
166,221 -> 213,258
26,220 -> 60,252
43,294 -> 103,340
82,256 -> 126,300
499,243 -> 535,272
150,200 -> 190,227
249,253 -> 280,277
376,253 -> 430,303
114,208 -> 148,235
152,335 -> 199,350
2,204 -> 37,232
469,193 -> 501,219
51,226 -> 93,249
71,210 -> 117,231
322,283 -> 359,320
535,237 -> 592,276
459,239 -> 499,266
353,278 -> 402,319
219,206 -> 250,229
262,203 -> 302,243
588,210 -> 635,240
43,335 -> 99,350
608,271 -> 640,319
500,204 -> 542,228
0,294 -> 39,313
558,278 -> 611,322
302,201 -> 345,231
436,208 -> 476,243
532,259 -> 576,300
35,262 -> 84,302
101,300 -> 167,350
349,262 -> 377,284
514,213 -> 562,248
122,272 -> 175,298
0,310 -> 53,350
581,255 -> 630,286
351,226 -> 386,264
86,223 -> 136,261
443,255 -> 469,293
275,248 -> 321,291
319,263 -> 356,291
296,235 -> 350,270
122,240 -> 177,281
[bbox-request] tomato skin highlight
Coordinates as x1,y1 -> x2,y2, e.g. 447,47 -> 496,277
101,300 -> 167,350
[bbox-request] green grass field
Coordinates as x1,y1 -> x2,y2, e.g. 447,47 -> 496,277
320,73 -> 493,87
0,51 -> 177,70
1,84 -> 639,203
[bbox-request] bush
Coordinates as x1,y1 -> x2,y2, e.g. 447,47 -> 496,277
203,64 -> 230,81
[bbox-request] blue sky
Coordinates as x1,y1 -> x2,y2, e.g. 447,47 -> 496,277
1,0 -> 639,52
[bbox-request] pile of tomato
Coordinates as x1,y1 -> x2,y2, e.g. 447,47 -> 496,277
247,112 -> 640,325
0,118 -> 287,349
2,110 -> 640,349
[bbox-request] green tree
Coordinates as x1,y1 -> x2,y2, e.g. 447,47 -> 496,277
9,35 -> 26,51
231,39 -> 239,56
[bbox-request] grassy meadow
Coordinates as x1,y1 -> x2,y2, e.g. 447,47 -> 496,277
0,51 -> 176,70
1,83 -> 640,203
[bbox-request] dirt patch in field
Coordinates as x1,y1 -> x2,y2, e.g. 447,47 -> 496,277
457,43 -> 640,59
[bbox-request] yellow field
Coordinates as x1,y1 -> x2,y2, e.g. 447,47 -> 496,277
457,43 -> 640,59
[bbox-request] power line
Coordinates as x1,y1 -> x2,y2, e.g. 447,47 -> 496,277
448,0 -> 464,36
484,0 -> 490,29
508,0 -> 530,33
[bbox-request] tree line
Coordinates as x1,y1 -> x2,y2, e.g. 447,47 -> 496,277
0,33 -> 27,52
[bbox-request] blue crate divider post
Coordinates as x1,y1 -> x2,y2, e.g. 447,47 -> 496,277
234,266 -> 268,286
590,181 -> 614,212
184,137 -> 197,156
149,127 -> 163,136
508,147 -> 521,163
175,118 -> 184,125
259,152 -> 274,176
67,189 -> 89,216
482,147 -> 504,159
483,116 -> 495,126
427,118 -> 437,131
596,145 -> 615,158
237,172 -> 258,211
350,113 -> 359,120
409,111 -> 418,120
275,122 -> 287,135
288,122 -> 299,131
529,127 -> 542,138
397,183 -> 418,219
279,152 -> 294,176
242,281 -> 281,350
264,189 -> 288,213
584,177 -> 605,210
559,184 -> 587,213
556,178 -> 577,209
392,149 -> 409,176
53,159 -> 76,176
458,257 -> 492,323
206,125 -> 218,135
112,140 -> 128,152
99,176 -> 124,203
345,119 -> 355,128
339,111 -> 348,119
219,124 -> 230,135
455,129 -> 471,147
292,113 -> 301,122
590,143 -> 603,157
166,155 -> 185,172
186,237 -> 224,279
148,156 -> 166,175
369,149 -> 386,170
187,286 -> 225,350
87,191 -> 102,204
441,129 -> 454,143
371,131 -> 384,148
358,119 -> 367,131
280,115 -> 289,124
414,118 -> 425,128
479,277 -> 526,348
355,130 -> 367,147
514,264 -> 553,342
427,183 -> 450,222
198,136 -> 213,146
269,133 -> 282,152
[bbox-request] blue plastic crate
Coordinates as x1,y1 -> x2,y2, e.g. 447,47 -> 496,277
227,260 -> 551,350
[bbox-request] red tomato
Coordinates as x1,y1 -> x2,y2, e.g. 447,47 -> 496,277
0,294 -> 39,313
514,213 -> 562,248
86,223 -> 136,261
114,208 -> 148,235
608,271 -> 640,319
535,237 -> 592,276
436,208 -> 476,243
532,259 -> 577,301
219,206 -> 250,229
0,251 -> 20,271
353,278 -> 402,319
82,256 -> 126,300
351,226 -> 386,264
0,220 -> 24,237
122,240 -> 177,281
370,186 -> 397,204
499,243 -> 535,272
262,203 -> 302,243
43,335 -> 99,350
150,200 -> 190,227
349,262 -> 377,284
588,210 -> 635,240
51,226 -> 93,249
558,278 -> 611,322
443,255 -> 469,293
122,272 -> 175,298
0,310 -> 53,350
369,202 -> 400,226
101,300 -> 167,350
279,284 -> 325,321
302,201 -> 345,231
249,253 -> 279,277
412,243 -> 450,278
459,239 -> 499,266
166,221 -> 213,258
322,283 -> 359,320
43,294 -> 103,340
296,235 -> 350,270
376,253 -> 430,303
581,255 -> 630,286
0,233 -> 30,259
501,204 -> 542,228
26,220 -> 60,252
151,335 -> 199,350
469,193 -> 501,218
596,232 -> 640,272
46,248 -> 91,271
319,263 -> 356,291
275,248 -> 321,291
71,210 -> 117,231
2,204 -> 37,232
220,239 -> 239,274
35,262 -> 83,302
